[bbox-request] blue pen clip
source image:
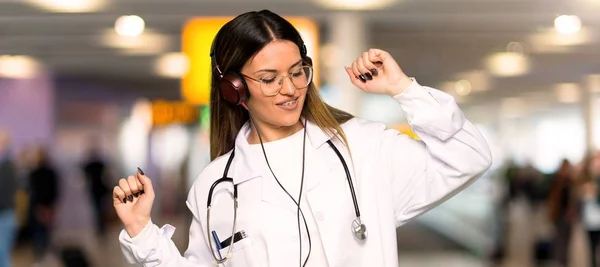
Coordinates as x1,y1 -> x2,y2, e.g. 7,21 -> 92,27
211,231 -> 223,260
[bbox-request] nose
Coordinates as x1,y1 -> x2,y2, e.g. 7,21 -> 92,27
279,76 -> 296,96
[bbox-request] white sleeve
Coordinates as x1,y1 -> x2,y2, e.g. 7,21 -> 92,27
118,184 -> 214,266
375,79 -> 492,226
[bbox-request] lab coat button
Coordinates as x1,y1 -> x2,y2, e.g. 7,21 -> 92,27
315,211 -> 325,221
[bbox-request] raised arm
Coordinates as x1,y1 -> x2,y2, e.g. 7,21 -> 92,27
115,170 -> 213,266
345,48 -> 492,226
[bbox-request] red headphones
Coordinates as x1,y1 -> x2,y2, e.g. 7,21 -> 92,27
210,32 -> 311,106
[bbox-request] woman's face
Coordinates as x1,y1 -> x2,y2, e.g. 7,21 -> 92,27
240,40 -> 308,130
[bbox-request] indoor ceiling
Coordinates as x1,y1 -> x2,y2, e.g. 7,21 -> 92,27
0,0 -> 599,107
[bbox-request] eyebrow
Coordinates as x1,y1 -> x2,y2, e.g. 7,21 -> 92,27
254,59 -> 303,74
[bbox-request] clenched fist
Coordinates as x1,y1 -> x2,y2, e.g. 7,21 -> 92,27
345,48 -> 413,97
113,167 -> 155,238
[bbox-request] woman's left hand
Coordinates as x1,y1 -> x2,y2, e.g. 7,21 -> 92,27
345,48 -> 414,96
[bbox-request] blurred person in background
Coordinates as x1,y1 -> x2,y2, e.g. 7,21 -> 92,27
0,130 -> 18,267
113,10 -> 491,267
27,146 -> 60,264
81,137 -> 110,237
547,159 -> 577,267
579,151 -> 600,267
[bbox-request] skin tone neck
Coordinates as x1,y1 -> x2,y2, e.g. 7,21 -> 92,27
246,117 -> 304,144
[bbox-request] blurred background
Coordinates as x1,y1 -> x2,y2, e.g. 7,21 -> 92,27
0,0 -> 599,266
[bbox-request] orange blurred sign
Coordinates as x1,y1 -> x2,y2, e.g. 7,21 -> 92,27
152,100 -> 199,126
181,17 -> 320,105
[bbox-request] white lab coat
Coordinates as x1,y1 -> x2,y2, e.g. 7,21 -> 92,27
119,79 -> 492,267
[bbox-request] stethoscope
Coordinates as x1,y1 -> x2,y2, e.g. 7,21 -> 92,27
205,139 -> 367,265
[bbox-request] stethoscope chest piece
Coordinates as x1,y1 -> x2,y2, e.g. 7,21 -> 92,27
351,218 -> 367,241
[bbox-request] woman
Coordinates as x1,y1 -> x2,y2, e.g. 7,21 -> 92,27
547,159 -> 577,266
114,10 -> 492,267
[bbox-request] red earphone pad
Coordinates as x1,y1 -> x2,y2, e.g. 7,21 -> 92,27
220,72 -> 247,105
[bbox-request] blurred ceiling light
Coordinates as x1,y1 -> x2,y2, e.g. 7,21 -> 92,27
0,55 -> 42,79
312,0 -> 397,10
154,52 -> 190,78
528,27 -> 594,52
99,29 -> 170,55
485,52 -> 530,77
115,15 -> 145,37
455,80 -> 472,96
454,70 -> 491,92
554,15 -> 582,35
554,83 -> 581,103
25,0 -> 105,12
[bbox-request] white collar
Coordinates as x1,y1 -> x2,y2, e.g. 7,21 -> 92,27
229,118 -> 337,184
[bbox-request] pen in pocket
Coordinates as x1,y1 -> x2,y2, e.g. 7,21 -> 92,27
211,231 -> 223,260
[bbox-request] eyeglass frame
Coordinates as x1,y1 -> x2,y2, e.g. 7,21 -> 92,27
240,65 -> 314,97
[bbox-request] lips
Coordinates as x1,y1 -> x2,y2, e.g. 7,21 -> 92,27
276,98 -> 298,106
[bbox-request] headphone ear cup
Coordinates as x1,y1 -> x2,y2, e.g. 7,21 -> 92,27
220,72 -> 249,106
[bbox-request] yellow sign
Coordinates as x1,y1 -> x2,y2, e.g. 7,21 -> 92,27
152,100 -> 199,126
181,17 -> 320,105
393,124 -> 420,140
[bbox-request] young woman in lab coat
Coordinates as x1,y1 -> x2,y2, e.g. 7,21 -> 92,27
114,9 -> 492,267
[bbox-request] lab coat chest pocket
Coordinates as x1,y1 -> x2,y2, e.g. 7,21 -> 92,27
208,177 -> 267,267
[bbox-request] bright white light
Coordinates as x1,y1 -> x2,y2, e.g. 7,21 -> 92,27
554,83 -> 581,103
534,118 -> 585,173
455,79 -> 472,96
150,125 -> 190,172
119,118 -> 149,172
554,15 -> 582,35
154,53 -> 190,78
312,0 -> 397,10
485,52 -> 530,77
115,15 -> 145,37
99,29 -> 170,55
130,98 -> 153,131
25,0 -> 105,12
0,55 -> 41,79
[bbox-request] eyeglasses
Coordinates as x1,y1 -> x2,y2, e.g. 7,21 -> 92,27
241,66 -> 313,96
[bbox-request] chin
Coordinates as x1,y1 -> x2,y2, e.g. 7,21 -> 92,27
277,112 -> 302,127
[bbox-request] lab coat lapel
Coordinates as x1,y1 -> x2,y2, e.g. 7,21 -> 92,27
231,123 -> 262,185
304,120 -> 335,191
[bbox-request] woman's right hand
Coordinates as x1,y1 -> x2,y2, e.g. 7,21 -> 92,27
113,168 -> 155,238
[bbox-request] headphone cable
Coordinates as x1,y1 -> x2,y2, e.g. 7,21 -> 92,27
253,117 -> 312,267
